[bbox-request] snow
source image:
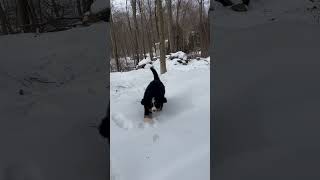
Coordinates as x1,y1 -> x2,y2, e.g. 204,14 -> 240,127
110,58 -> 210,180
213,0 -> 320,28
0,23 -> 109,180
169,51 -> 187,60
137,57 -> 152,66
91,0 -> 110,14
213,0 -> 320,179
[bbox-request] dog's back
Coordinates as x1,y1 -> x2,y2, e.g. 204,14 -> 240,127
145,67 -> 165,97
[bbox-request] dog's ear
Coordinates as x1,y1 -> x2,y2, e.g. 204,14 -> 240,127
162,97 -> 167,103
141,98 -> 145,105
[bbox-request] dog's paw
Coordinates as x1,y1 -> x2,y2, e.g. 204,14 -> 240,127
144,116 -> 153,124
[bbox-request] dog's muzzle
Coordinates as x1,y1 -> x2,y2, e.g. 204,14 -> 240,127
151,107 -> 157,112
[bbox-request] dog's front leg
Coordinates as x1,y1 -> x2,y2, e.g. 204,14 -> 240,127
144,106 -> 153,123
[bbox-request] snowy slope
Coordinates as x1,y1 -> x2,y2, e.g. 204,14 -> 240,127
213,0 -> 320,179
213,0 -> 319,28
110,58 -> 210,180
0,23 -> 109,180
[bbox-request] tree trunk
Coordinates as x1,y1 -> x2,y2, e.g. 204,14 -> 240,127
38,0 -> 43,26
147,0 -> 157,58
166,0 -> 175,53
83,0 -> 93,13
126,0 -> 134,58
131,0 -> 140,65
156,0 -> 167,74
176,0 -> 181,50
17,0 -> 30,32
110,13 -> 120,72
154,2 -> 160,41
140,0 -> 154,61
198,0 -> 208,57
138,0 -> 146,59
26,0 -> 38,32
51,0 -> 60,18
0,1 -> 8,34
77,0 -> 82,16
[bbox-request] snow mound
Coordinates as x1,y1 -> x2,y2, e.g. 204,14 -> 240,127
169,51 -> 187,60
138,57 -> 152,66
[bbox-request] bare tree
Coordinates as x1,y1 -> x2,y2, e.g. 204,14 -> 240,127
17,0 -> 31,32
77,0 -> 83,16
147,0 -> 157,56
156,0 -> 167,74
166,0 -> 175,53
138,0 -> 146,59
131,0 -> 140,65
0,1 -> 9,34
110,13 -> 120,72
197,0 -> 209,57
175,0 -> 182,50
154,1 -> 160,41
51,0 -> 60,18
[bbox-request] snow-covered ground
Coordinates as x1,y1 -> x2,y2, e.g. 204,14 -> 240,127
0,23 -> 109,180
110,57 -> 210,180
213,0 -> 320,179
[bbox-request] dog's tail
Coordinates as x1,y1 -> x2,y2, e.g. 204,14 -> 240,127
150,67 -> 160,80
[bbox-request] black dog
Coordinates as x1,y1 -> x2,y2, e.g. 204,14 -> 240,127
141,67 -> 167,122
99,101 -> 110,143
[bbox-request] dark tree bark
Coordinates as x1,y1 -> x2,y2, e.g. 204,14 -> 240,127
139,0 -> 153,61
51,0 -> 60,18
17,0 -> 30,32
77,0 -> 83,16
138,0 -> 146,59
166,0 -> 175,53
110,13 -> 120,72
156,0 -> 167,74
175,0 -> 182,50
147,0 -> 157,57
0,1 -> 9,34
131,0 -> 140,64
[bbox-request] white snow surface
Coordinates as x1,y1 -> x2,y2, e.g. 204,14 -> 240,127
213,0 -> 320,28
169,51 -> 187,60
110,58 -> 210,180
213,0 -> 320,179
0,23 -> 109,180
137,57 -> 152,66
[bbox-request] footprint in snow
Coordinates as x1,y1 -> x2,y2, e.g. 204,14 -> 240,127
138,118 -> 158,129
153,134 -> 160,143
112,113 -> 134,130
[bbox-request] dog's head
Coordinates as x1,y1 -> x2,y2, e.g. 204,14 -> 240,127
141,96 -> 167,112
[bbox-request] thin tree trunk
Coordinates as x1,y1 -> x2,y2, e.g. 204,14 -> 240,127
51,0 -> 60,18
175,0 -> 181,50
26,0 -> 38,32
125,0 -> 134,58
110,13 -> 120,72
77,0 -> 82,16
0,1 -> 9,34
165,0 -> 175,53
138,0 -> 147,59
131,0 -> 140,65
17,0 -> 30,32
38,0 -> 43,25
154,2 -> 159,41
147,0 -> 157,57
139,0 -> 153,61
156,0 -> 167,74
198,0 -> 208,57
